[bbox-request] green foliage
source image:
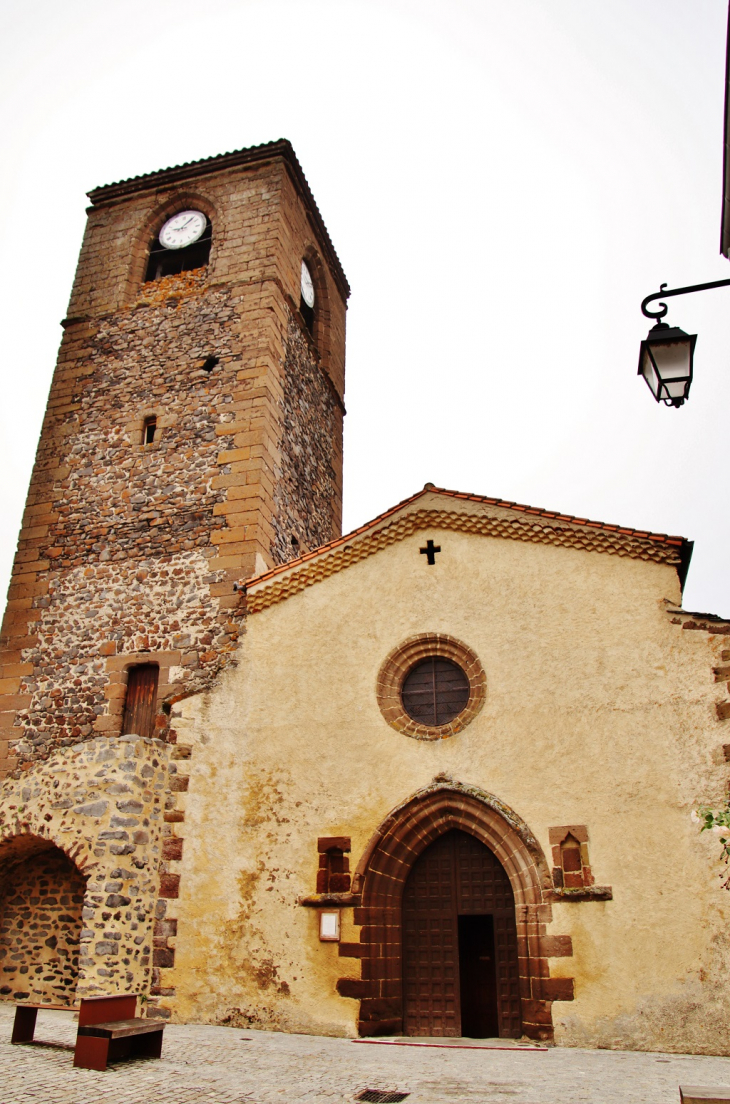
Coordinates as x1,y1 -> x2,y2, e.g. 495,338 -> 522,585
697,805 -> 730,889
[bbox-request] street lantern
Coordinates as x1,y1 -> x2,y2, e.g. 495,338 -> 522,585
637,321 -> 696,407
638,276 -> 730,406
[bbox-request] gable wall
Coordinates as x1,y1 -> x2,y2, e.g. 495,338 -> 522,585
164,529 -> 730,1051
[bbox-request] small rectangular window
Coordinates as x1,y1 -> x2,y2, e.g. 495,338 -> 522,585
122,664 -> 159,739
143,416 -> 157,445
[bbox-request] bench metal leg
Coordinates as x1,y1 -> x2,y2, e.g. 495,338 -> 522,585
11,1006 -> 38,1045
74,1035 -> 110,1071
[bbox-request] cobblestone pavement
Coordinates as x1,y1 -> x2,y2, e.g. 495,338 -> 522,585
2,1005 -> 730,1104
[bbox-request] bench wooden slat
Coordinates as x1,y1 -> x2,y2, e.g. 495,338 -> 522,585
680,1088 -> 730,1104
77,1017 -> 165,1040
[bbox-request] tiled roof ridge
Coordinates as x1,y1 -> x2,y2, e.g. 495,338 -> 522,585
86,138 -> 286,197
246,506 -> 689,615
86,139 -> 350,298
247,483 -> 690,590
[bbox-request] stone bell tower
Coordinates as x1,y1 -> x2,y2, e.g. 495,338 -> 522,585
0,140 -> 349,776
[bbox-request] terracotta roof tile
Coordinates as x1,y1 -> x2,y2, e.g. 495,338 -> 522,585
248,484 -> 690,592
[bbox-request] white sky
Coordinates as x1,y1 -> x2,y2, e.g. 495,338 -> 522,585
1,0 -> 729,615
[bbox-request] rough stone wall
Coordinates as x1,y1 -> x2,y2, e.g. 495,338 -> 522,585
22,551 -> 226,741
270,314 -> 342,562
0,735 -> 170,1007
4,274 -> 249,771
1,151 -> 348,778
0,846 -> 85,1004
276,166 -> 347,538
55,274 -> 238,568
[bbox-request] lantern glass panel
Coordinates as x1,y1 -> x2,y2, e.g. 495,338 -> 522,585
651,339 -> 691,391
640,347 -> 661,399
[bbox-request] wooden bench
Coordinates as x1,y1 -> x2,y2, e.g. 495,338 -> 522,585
9,993 -> 165,1072
11,1002 -> 77,1045
73,994 -> 165,1072
680,1088 -> 730,1104
74,1017 -> 164,1071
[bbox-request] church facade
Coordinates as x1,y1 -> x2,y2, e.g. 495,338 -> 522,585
1,142 -> 730,1054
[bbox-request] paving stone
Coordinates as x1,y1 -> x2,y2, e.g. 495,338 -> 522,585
2,1005 -> 730,1103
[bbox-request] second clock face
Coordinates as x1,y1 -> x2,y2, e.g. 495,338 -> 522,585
301,260 -> 315,308
159,210 -> 207,250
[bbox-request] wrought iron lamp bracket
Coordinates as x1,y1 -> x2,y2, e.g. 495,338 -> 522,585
642,277 -> 730,320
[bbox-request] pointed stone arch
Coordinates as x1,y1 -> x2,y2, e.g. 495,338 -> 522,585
338,782 -> 571,1040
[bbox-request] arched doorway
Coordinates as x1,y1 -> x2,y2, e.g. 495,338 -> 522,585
0,837 -> 86,1005
341,783 -> 565,1041
402,829 -> 521,1038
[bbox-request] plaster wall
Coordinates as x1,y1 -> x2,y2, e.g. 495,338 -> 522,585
167,528 -> 730,1052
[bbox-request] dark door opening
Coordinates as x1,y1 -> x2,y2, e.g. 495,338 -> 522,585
458,914 -> 499,1038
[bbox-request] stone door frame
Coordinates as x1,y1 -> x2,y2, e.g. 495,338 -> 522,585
338,782 -> 571,1040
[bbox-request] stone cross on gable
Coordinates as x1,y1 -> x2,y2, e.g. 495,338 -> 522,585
420,539 -> 441,565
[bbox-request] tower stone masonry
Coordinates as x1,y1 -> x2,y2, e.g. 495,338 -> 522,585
0,140 -> 349,776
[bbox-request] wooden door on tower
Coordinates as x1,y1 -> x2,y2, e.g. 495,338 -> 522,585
402,830 -> 521,1038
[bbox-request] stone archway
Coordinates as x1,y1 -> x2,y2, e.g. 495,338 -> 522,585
338,782 -> 569,1040
0,835 -> 86,1006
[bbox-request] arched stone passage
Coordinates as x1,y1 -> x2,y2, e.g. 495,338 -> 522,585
0,835 -> 86,1006
338,783 -> 570,1040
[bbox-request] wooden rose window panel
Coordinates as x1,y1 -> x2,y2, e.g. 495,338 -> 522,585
401,658 -> 470,727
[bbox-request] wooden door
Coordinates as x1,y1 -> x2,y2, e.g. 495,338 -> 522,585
454,831 -> 522,1037
121,664 -> 159,740
402,830 -> 521,1038
402,834 -> 460,1036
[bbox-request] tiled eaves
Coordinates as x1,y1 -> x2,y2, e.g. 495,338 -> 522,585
246,488 -> 690,614
248,484 -> 688,586
86,139 -> 350,301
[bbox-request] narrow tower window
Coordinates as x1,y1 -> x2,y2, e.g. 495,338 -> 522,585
121,664 -> 159,740
560,834 -> 584,888
300,259 -> 315,333
145,209 -> 212,282
142,415 -> 157,445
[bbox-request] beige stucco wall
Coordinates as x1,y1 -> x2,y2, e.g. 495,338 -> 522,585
166,525 -> 730,1052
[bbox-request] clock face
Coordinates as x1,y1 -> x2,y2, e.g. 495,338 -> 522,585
301,260 -> 315,309
159,210 -> 207,250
